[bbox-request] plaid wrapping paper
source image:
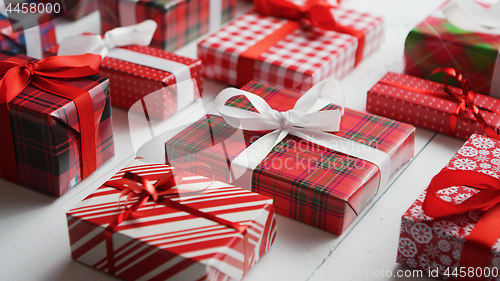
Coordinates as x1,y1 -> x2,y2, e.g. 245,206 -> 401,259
67,158 -> 277,281
197,5 -> 384,94
45,42 -> 203,120
63,0 -> 98,20
404,1 -> 500,97
397,134 -> 500,280
367,72 -> 500,140
165,81 -> 415,235
98,0 -> 236,52
1,50 -> 114,197
0,14 -> 56,58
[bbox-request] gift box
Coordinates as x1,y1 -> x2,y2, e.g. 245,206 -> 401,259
45,37 -> 203,120
397,134 -> 500,279
0,51 -> 114,196
197,0 -> 384,94
367,71 -> 500,140
63,0 -> 98,20
165,80 -> 415,235
0,13 -> 56,59
98,0 -> 236,52
67,158 -> 277,281
404,1 -> 500,98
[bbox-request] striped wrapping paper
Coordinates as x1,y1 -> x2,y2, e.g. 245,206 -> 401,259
0,14 -> 56,58
0,50 -> 114,197
165,81 -> 415,235
98,0 -> 236,52
45,42 -> 203,120
197,2 -> 384,94
67,158 -> 277,281
404,1 -> 500,97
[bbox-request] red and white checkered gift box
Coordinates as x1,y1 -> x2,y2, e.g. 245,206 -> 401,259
198,1 -> 384,94
67,158 -> 277,281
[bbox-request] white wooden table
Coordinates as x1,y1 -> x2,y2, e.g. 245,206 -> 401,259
0,0 -> 483,280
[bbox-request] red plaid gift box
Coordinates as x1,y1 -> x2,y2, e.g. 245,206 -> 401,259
63,0 -> 98,20
46,37 -> 202,120
197,0 -> 384,94
397,134 -> 500,280
98,0 -> 236,52
404,1 -> 500,98
0,50 -> 114,196
67,158 -> 277,281
0,13 -> 56,59
367,71 -> 500,140
165,80 -> 415,235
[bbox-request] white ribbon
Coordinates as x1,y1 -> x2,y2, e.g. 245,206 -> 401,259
443,0 -> 500,98
0,0 -> 42,59
118,0 -> 223,33
58,20 -> 195,111
214,78 -> 392,193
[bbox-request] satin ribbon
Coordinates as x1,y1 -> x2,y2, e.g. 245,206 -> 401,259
379,68 -> 500,140
102,163 -> 250,276
443,0 -> 500,35
236,0 -> 364,87
0,54 -> 101,184
214,78 -> 392,208
58,20 -> 195,113
422,168 -> 500,281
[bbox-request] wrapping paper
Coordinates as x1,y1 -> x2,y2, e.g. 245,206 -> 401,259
165,81 -> 415,235
46,42 -> 203,120
197,4 -> 384,94
404,1 -> 500,97
367,71 -> 500,140
398,134 -> 500,280
0,50 -> 114,197
67,158 -> 277,281
64,0 -> 98,20
0,14 -> 56,58
98,0 -> 236,52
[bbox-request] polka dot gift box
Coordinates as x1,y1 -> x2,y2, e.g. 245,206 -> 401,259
397,134 -> 500,280
367,71 -> 500,141
46,40 -> 202,120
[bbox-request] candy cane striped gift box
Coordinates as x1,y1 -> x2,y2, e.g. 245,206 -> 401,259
197,2 -> 384,94
66,158 -> 277,281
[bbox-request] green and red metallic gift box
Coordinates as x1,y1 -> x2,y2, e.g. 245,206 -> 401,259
404,1 -> 500,97
98,0 -> 236,52
0,51 -> 114,196
165,81 -> 415,235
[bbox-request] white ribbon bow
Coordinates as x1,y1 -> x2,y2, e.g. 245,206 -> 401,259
57,20 -> 157,57
214,78 -> 392,190
443,0 -> 500,35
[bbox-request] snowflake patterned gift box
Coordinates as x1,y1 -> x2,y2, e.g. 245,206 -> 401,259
197,0 -> 384,94
45,33 -> 203,120
98,0 -> 236,52
404,0 -> 500,98
66,158 -> 277,281
0,51 -> 114,197
398,134 -> 500,280
367,71 -> 500,141
165,80 -> 415,235
0,13 -> 56,59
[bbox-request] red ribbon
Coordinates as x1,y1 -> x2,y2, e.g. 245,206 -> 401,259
379,68 -> 500,140
0,54 -> 102,184
236,0 -> 364,87
102,163 -> 250,276
423,168 -> 500,281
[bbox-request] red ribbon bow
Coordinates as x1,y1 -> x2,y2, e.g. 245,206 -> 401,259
102,163 -> 250,276
379,68 -> 500,140
0,54 -> 102,184
423,168 -> 500,280
236,0 -> 364,87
